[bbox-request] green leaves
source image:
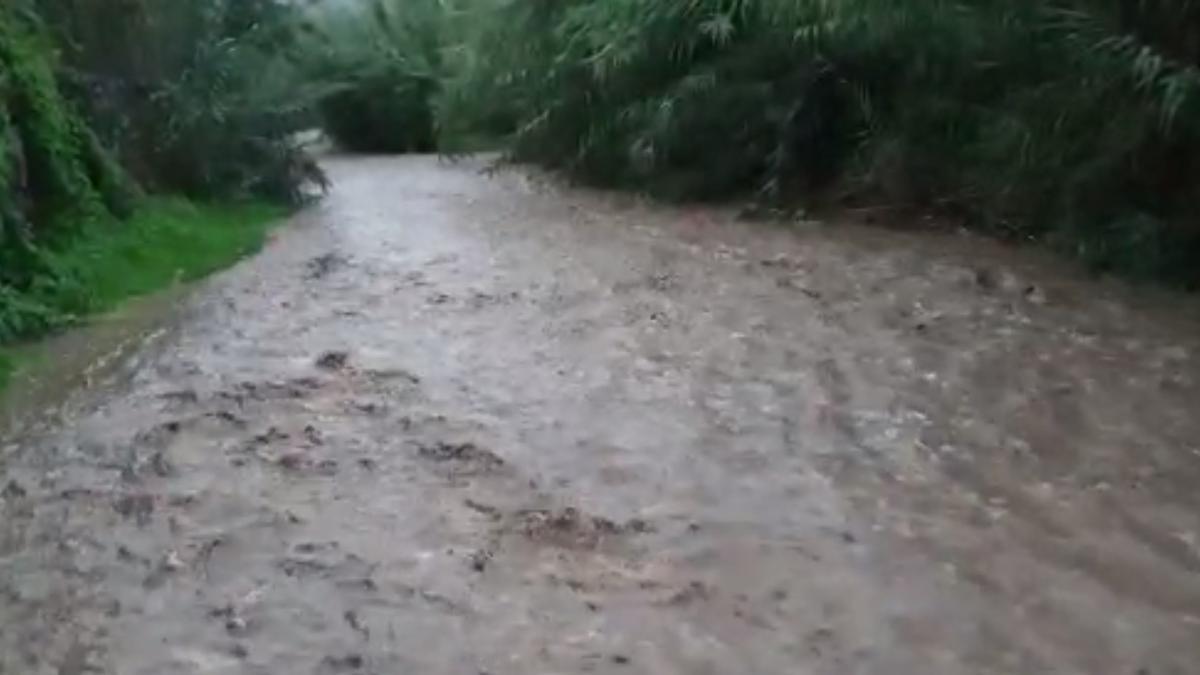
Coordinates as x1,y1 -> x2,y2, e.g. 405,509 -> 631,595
439,0 -> 1200,285
30,0 -> 320,204
298,0 -> 443,152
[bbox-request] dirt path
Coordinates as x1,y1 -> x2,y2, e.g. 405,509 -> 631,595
2,156 -> 1199,674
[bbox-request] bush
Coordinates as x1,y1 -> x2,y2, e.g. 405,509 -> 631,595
1,5 -> 134,290
442,0 -> 1200,285
300,0 -> 443,153
31,0 -> 322,204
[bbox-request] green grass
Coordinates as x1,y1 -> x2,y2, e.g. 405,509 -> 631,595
51,197 -> 285,311
0,197 -> 284,392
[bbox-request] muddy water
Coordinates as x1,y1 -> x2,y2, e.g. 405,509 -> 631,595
2,155 -> 1199,674
0,287 -> 189,434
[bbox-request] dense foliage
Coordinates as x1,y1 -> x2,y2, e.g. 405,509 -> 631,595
1,6 -> 133,293
440,0 -> 1200,285
32,0 -> 321,204
1,0 -> 308,365
298,0 -> 443,153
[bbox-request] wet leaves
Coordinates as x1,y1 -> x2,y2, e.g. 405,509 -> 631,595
222,377 -> 324,406
417,441 -> 505,475
516,507 -> 641,550
463,498 -> 502,520
316,351 -> 351,371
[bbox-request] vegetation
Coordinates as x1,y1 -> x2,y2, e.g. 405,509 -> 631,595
4,0 -> 1200,395
288,0 -> 1200,288
0,198 -> 281,389
1,1 -> 304,392
438,0 -> 1200,286
32,0 -> 322,204
298,0 -> 445,153
1,6 -> 134,287
0,194 -> 281,343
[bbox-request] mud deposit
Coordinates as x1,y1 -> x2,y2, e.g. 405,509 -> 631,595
2,156 -> 1199,674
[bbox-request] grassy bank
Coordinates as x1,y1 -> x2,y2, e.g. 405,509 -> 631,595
0,198 -> 283,391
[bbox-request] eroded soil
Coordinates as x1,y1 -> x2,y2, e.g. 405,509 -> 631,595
2,156 -> 1199,674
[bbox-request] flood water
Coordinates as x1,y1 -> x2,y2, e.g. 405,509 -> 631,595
2,155 -> 1198,674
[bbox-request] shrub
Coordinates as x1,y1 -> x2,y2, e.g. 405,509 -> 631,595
442,0 -> 1200,285
1,6 -> 134,290
31,0 -> 322,204
300,0 -> 443,153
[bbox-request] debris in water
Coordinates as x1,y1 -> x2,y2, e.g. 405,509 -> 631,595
316,351 -> 350,371
225,615 -> 247,634
207,410 -> 248,427
663,580 -> 712,606
304,424 -> 325,446
320,654 -> 365,672
344,610 -> 370,640
417,441 -> 505,474
2,480 -> 27,501
625,518 -> 654,534
159,389 -> 199,405
306,253 -> 347,280
251,426 -> 289,447
113,492 -> 156,526
516,507 -> 642,550
277,452 -> 311,471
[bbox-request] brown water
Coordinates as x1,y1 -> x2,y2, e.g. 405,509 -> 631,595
2,155 -> 1199,674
